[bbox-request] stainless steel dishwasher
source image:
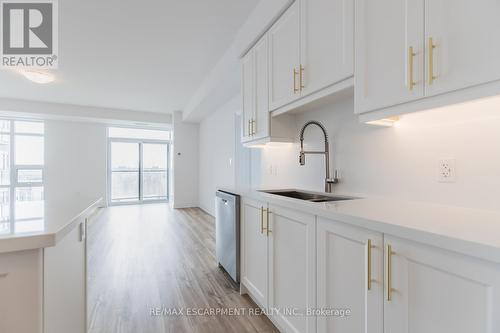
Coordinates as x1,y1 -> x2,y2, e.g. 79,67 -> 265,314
215,190 -> 240,283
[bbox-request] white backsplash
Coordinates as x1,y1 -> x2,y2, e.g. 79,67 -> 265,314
248,94 -> 500,212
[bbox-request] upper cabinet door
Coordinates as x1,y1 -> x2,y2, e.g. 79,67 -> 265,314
355,0 -> 424,114
241,51 -> 254,142
253,35 -> 270,140
384,235 -> 500,333
424,0 -> 500,98
269,1 -> 301,111
300,0 -> 354,97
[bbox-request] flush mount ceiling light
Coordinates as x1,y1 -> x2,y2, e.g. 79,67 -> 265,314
17,69 -> 55,84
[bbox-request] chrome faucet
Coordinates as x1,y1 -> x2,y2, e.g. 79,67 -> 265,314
299,120 -> 339,193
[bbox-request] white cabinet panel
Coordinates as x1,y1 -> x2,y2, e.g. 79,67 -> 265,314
317,218 -> 383,333
355,0 -> 424,114
269,1 -> 301,111
44,218 -> 87,333
300,0 -> 354,97
425,0 -> 500,98
253,35 -> 270,140
241,199 -> 269,308
268,205 -> 315,333
241,51 -> 254,142
384,235 -> 500,333
0,250 -> 43,333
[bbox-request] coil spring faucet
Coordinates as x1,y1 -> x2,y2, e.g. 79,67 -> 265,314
299,120 -> 339,193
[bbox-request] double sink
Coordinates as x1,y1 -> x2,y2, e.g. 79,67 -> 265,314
260,190 -> 357,203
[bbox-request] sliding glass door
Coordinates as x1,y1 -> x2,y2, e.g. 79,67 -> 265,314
109,140 -> 169,204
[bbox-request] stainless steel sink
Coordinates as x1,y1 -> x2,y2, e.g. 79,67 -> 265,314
260,190 -> 357,202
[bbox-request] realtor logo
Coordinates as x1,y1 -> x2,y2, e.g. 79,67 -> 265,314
1,0 -> 58,68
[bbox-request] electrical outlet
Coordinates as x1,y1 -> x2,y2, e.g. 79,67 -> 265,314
438,159 -> 456,183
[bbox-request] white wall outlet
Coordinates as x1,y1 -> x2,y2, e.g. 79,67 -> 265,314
438,159 -> 456,183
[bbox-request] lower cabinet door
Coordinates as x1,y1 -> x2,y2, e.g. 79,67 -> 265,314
316,218 -> 383,333
384,235 -> 500,333
268,205 -> 316,333
241,198 -> 269,308
0,249 -> 43,333
44,218 -> 87,333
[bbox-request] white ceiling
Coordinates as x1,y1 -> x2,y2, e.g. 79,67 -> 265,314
0,0 -> 259,114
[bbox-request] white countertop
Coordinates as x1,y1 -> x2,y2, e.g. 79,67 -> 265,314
0,197 -> 103,254
220,187 -> 500,264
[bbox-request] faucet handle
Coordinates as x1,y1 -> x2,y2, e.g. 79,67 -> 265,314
299,152 -> 306,166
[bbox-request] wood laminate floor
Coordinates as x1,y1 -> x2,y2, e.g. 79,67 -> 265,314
87,204 -> 278,333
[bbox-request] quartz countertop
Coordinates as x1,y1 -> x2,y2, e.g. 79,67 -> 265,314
0,197 -> 103,253
219,187 -> 500,264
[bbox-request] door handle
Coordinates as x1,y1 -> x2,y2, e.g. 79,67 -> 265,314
367,239 -> 375,290
299,65 -> 305,91
408,46 -> 416,90
260,206 -> 267,234
428,37 -> 437,85
293,68 -> 299,94
386,244 -> 395,301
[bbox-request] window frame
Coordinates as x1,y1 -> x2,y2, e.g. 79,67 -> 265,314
107,127 -> 171,206
0,119 -> 44,234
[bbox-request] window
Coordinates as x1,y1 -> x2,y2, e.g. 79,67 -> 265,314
0,120 -> 44,234
107,127 -> 170,204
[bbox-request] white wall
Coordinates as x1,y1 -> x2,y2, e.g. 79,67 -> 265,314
172,111 -> 199,208
248,94 -> 500,212
198,97 -> 240,215
44,120 -> 107,205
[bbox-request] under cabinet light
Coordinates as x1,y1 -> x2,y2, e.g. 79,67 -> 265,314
365,116 -> 400,127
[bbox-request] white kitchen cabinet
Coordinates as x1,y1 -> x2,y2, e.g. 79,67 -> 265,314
241,198 -> 269,308
269,0 -> 354,112
0,218 -> 88,333
253,35 -> 270,141
424,0 -> 500,98
44,217 -> 87,333
300,0 -> 354,97
269,1 -> 301,111
268,205 -> 316,333
0,249 -> 43,333
384,235 -> 500,333
317,218 -> 383,333
356,0 -> 500,119
241,50 -> 254,143
355,0 -> 424,114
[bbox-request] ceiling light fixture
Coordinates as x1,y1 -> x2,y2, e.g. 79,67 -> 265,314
18,69 -> 55,84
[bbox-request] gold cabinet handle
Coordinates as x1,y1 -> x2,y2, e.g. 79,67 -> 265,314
266,209 -> 272,236
408,46 -> 416,90
299,65 -> 305,91
367,239 -> 374,291
293,68 -> 299,94
386,244 -> 395,301
428,37 -> 437,85
260,206 -> 265,234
